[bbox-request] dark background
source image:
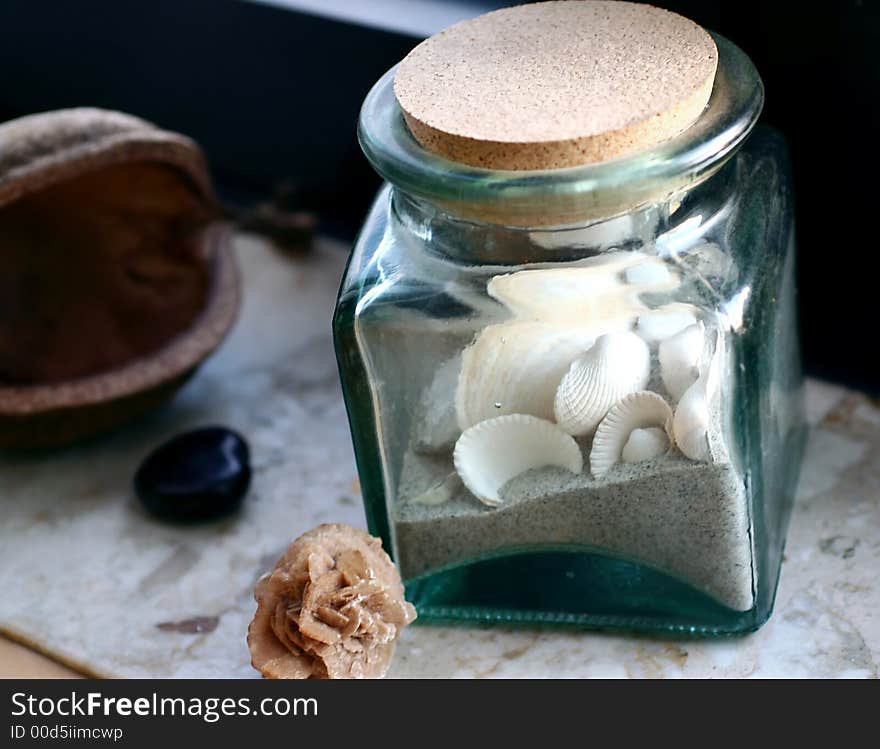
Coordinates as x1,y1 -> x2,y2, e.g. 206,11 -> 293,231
0,0 -> 876,392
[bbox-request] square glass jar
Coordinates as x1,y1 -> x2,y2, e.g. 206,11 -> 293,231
334,36 -> 805,635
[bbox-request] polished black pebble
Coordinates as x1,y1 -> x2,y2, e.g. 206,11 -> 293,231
135,427 -> 251,521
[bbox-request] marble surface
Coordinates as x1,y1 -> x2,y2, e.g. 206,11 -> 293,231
0,637 -> 80,679
0,234 -> 877,679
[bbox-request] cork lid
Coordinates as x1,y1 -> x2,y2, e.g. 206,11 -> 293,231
394,1 -> 718,170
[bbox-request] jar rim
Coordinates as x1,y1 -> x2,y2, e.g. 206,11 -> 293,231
358,33 -> 763,226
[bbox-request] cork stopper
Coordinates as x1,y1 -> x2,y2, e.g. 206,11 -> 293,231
394,1 -> 718,170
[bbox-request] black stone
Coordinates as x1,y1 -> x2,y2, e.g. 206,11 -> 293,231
135,427 -> 251,522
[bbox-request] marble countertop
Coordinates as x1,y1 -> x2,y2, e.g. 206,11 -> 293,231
0,234 -> 877,678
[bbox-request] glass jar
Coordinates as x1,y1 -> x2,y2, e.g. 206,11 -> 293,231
334,34 -> 805,635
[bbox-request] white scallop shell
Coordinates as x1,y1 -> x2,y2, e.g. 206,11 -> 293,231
659,322 -> 705,400
487,254 -> 647,326
455,321 -> 597,430
553,332 -> 651,436
453,414 -> 583,507
635,306 -> 698,343
673,342 -> 721,461
621,427 -> 670,464
590,391 -> 674,477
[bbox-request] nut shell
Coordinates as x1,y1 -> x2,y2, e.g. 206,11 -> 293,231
0,108 -> 239,448
0,108 -> 214,210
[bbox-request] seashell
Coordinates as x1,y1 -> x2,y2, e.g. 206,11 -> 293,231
454,414 -> 583,507
673,342 -> 721,461
414,355 -> 462,454
659,322 -> 705,400
410,473 -> 462,506
590,391 -> 674,477
621,427 -> 670,464
553,332 -> 651,436
455,321 -> 597,430
635,306 -> 698,343
487,253 -> 648,326
624,260 -> 676,288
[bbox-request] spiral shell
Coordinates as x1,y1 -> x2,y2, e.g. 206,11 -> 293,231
673,341 -> 721,461
590,391 -> 674,477
453,414 -> 583,507
659,322 -> 705,400
553,332 -> 651,436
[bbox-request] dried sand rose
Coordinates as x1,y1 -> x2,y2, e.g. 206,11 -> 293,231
248,524 -> 416,679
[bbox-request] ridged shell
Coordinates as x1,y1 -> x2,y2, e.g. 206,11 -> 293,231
621,427 -> 670,464
455,321 -> 597,430
553,332 -> 651,436
454,414 -> 583,507
487,253 -> 647,325
659,322 -> 705,400
635,306 -> 698,343
590,391 -> 674,477
673,342 -> 721,461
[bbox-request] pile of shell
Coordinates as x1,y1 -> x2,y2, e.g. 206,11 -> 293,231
450,251 -> 721,508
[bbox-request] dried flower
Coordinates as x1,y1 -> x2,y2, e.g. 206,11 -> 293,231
248,524 -> 416,679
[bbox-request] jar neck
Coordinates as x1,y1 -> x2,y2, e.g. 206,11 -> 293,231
390,155 -> 738,265
360,34 -> 762,230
